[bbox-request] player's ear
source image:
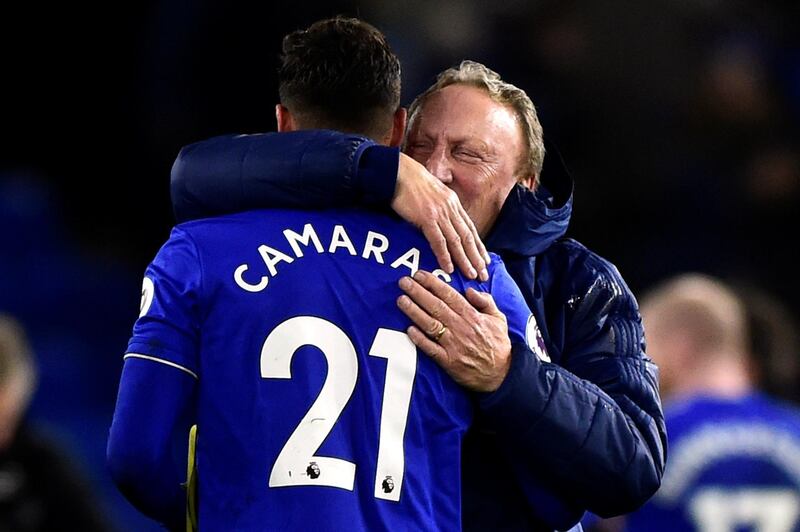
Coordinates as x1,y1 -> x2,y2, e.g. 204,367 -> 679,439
275,104 -> 296,132
388,107 -> 407,148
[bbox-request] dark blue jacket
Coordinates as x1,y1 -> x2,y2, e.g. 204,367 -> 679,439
170,130 -> 667,531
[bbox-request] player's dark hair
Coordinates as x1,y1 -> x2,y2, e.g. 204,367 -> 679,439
278,17 -> 401,138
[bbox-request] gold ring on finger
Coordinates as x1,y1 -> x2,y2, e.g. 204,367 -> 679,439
433,323 -> 447,342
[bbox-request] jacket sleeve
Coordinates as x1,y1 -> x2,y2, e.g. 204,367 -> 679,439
478,243 -> 666,518
170,130 -> 400,222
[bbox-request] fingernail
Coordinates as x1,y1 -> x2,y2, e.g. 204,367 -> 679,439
480,268 -> 489,281
413,270 -> 426,281
397,295 -> 409,307
399,276 -> 412,289
468,267 -> 477,279
485,253 -> 492,264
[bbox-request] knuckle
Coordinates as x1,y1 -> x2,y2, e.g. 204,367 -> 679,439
431,233 -> 447,248
443,290 -> 462,307
402,281 -> 418,295
466,308 -> 481,323
421,222 -> 436,234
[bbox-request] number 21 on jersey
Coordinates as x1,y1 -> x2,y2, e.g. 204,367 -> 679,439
260,316 -> 416,502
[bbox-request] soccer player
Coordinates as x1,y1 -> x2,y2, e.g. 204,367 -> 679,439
626,274 -> 800,532
106,17 -> 536,531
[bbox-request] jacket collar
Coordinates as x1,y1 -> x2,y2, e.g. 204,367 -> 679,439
485,154 -> 573,257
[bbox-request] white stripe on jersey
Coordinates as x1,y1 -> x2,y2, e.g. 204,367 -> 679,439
124,353 -> 199,380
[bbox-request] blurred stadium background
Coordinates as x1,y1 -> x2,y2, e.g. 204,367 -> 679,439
2,1 -> 799,529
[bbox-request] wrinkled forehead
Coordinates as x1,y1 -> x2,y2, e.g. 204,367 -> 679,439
407,85 -> 524,151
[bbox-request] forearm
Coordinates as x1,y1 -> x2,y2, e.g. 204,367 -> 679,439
171,130 -> 490,279
107,361 -> 196,530
170,130 -> 399,222
479,342 -> 665,516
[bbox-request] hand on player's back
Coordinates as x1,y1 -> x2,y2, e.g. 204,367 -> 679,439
397,270 -> 512,392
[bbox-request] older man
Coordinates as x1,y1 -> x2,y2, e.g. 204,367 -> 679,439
170,59 -> 666,530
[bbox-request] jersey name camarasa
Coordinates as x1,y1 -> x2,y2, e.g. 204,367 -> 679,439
127,208 -> 534,531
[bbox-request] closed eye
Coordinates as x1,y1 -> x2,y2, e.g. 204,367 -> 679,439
408,142 -> 432,151
453,147 -> 482,160
407,143 -> 433,157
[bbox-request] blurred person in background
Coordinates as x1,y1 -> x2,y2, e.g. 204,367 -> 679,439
623,274 -> 800,532
0,314 -> 111,532
168,27 -> 666,531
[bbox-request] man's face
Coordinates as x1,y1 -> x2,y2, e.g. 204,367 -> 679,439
406,84 -> 526,237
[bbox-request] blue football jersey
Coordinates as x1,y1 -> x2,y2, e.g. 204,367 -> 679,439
126,208 -> 533,531
626,394 -> 800,532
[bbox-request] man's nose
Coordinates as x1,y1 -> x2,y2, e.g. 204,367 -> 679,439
425,147 -> 453,184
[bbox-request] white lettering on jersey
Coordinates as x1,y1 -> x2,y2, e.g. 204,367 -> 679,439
432,269 -> 452,283
283,224 -> 324,257
390,248 -> 420,276
234,264 -> 270,292
329,225 -> 358,255
258,244 -> 295,276
233,223 -> 452,293
362,231 -> 389,264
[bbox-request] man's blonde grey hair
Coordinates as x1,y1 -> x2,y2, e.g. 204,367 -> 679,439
406,60 -> 545,187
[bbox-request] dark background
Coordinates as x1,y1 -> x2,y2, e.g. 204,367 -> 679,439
2,1 -> 799,529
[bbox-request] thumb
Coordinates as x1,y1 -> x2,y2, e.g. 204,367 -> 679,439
466,288 -> 498,314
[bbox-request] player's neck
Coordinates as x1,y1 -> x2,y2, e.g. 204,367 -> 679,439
669,358 -> 753,399
678,357 -> 753,400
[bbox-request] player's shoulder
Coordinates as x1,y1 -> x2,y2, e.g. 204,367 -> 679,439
172,209 -> 328,242
174,209 -> 289,231
667,393 -> 800,437
751,394 -> 800,431
169,207 -> 437,274
176,208 -> 409,231
484,251 -> 507,274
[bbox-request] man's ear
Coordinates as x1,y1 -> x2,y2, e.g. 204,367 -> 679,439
275,104 -> 296,132
388,107 -> 407,147
520,172 -> 538,190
